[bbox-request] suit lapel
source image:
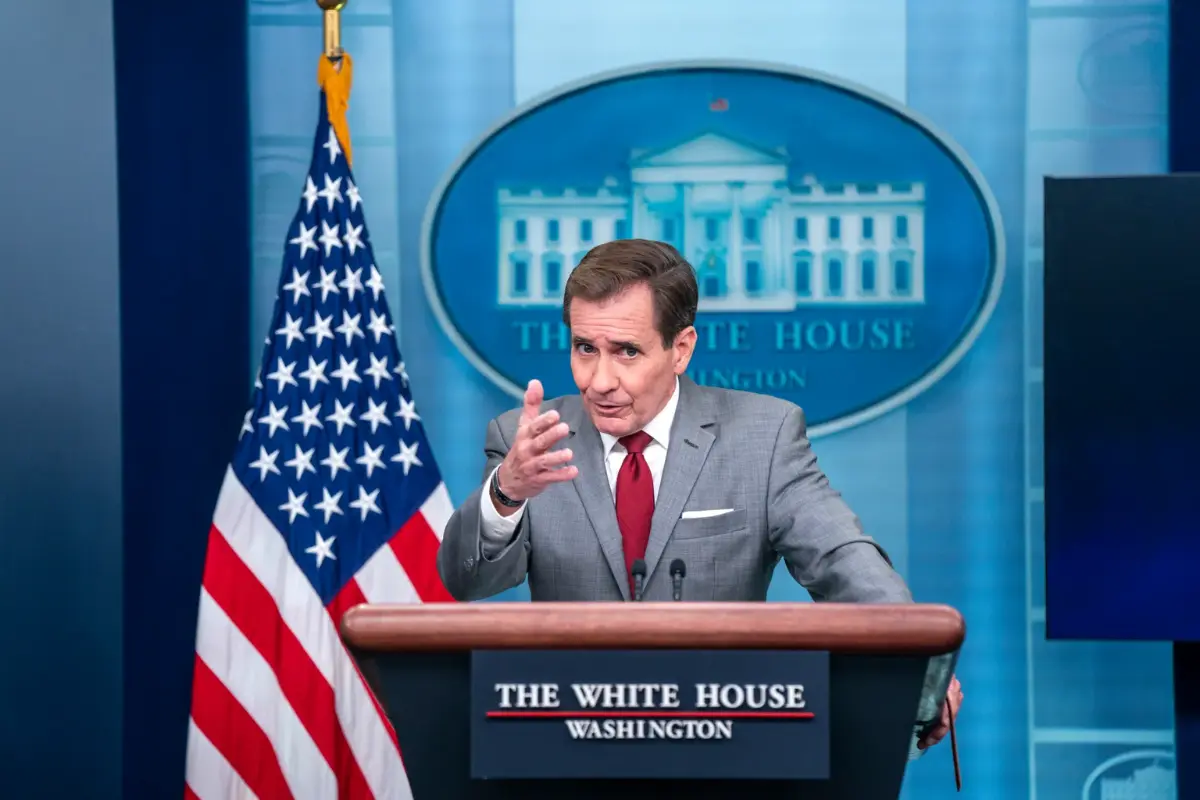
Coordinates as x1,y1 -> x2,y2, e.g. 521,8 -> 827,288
566,405 -> 631,600
643,378 -> 716,584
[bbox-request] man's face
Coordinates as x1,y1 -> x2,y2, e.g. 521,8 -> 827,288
568,282 -> 696,437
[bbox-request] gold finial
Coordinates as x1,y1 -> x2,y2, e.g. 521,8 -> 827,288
316,0 -> 346,61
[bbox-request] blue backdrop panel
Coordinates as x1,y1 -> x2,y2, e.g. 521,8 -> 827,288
115,0 -> 251,797
0,1 -> 123,797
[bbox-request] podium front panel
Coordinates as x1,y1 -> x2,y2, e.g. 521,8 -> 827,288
359,649 -> 928,800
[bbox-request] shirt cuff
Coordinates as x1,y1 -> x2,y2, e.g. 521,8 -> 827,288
479,465 -> 526,554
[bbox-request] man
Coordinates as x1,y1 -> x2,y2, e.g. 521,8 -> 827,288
437,238 -> 961,749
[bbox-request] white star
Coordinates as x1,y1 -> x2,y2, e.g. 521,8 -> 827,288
365,353 -> 392,389
298,357 -> 329,392
319,220 -> 342,257
318,174 -> 343,211
357,442 -> 387,478
330,355 -> 361,391
394,397 -> 420,430
306,311 -> 334,346
325,398 -> 356,434
340,265 -> 364,300
266,358 -> 298,393
279,488 -> 309,524
343,221 -> 364,256
323,127 -> 342,164
312,267 -> 340,303
391,440 -> 423,475
289,221 -> 317,258
365,264 -> 386,301
284,444 -> 317,480
305,530 -> 338,567
248,446 -> 281,481
394,361 -> 409,387
302,176 -> 319,213
320,443 -> 351,480
313,487 -> 344,524
367,309 -> 392,343
346,179 -> 361,212
291,400 -> 324,436
255,368 -> 263,390
335,310 -> 363,346
360,397 -> 391,434
275,313 -> 305,349
258,402 -> 289,437
349,485 -> 381,520
240,408 -> 254,439
282,268 -> 311,305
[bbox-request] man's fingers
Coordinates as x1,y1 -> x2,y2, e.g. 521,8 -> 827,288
538,464 -> 579,483
918,724 -> 948,749
521,379 -> 544,421
521,409 -> 560,439
531,422 -> 570,452
532,448 -> 574,471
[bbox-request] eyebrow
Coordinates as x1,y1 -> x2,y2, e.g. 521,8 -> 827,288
571,336 -> 642,350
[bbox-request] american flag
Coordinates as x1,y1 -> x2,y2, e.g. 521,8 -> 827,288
183,90 -> 453,800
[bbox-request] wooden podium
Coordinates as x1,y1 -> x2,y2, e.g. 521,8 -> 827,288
341,602 -> 964,800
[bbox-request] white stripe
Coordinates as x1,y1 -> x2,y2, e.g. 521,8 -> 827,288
195,588 -> 336,799
185,717 -> 259,800
420,482 -> 453,541
211,467 -> 413,800
355,538 -> 420,604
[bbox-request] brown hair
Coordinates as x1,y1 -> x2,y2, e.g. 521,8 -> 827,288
562,238 -> 699,347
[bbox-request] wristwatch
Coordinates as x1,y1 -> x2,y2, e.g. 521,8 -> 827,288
491,468 -> 524,508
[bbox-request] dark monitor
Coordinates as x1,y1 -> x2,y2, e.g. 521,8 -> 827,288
1043,174 -> 1200,642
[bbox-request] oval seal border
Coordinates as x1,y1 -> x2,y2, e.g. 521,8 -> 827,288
419,59 -> 1007,439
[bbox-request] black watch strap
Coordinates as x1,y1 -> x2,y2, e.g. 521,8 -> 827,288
491,468 -> 524,508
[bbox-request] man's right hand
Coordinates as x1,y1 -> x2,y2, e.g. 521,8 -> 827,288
492,379 -> 578,514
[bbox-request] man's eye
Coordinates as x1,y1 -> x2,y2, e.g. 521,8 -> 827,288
623,347 -> 638,358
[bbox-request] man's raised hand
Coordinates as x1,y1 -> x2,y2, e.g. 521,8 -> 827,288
494,379 -> 578,505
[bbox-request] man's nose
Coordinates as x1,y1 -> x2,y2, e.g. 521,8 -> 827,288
591,356 -> 618,393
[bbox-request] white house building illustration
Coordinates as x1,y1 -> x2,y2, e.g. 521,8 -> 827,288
494,132 -> 926,311
1099,762 -> 1176,800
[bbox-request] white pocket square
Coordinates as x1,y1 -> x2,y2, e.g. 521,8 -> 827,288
680,508 -> 734,520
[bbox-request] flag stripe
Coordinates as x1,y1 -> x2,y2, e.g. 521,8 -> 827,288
354,532 -> 420,604
185,717 -> 259,800
210,468 -> 409,797
189,657 -> 293,800
200,525 -> 374,799
195,588 -> 338,798
390,512 -> 454,602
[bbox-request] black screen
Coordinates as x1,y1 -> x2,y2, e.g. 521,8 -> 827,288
1043,174 -> 1200,641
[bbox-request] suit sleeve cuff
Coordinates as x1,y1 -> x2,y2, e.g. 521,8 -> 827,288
479,465 -> 526,554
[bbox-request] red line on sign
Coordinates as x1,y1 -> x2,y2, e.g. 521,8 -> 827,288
486,710 -> 815,719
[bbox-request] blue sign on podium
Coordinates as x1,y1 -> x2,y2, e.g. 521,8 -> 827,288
470,649 -> 830,780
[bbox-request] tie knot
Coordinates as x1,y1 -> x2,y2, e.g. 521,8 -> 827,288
619,431 -> 653,455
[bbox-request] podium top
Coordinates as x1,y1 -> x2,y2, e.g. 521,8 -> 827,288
341,602 -> 964,656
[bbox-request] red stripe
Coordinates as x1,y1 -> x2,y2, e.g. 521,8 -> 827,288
201,525 -> 375,799
390,512 -> 455,602
190,655 -> 296,800
329,578 -> 402,750
183,785 -> 199,800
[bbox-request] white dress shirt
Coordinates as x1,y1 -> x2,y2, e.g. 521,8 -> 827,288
479,379 -> 681,554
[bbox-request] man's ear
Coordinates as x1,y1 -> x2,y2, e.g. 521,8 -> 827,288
671,326 -> 697,375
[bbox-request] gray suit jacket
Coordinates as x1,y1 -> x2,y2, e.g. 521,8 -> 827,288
437,376 -> 912,604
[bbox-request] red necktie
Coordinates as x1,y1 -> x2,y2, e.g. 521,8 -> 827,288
615,431 -> 655,590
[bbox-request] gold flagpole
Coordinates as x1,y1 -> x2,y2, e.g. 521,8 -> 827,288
317,0 -> 346,62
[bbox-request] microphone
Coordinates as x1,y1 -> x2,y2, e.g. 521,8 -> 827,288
670,559 -> 686,601
631,559 -> 647,601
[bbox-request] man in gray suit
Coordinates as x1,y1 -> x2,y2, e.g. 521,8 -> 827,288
437,239 -> 961,749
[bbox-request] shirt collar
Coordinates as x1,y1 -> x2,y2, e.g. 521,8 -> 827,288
599,377 -> 680,456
